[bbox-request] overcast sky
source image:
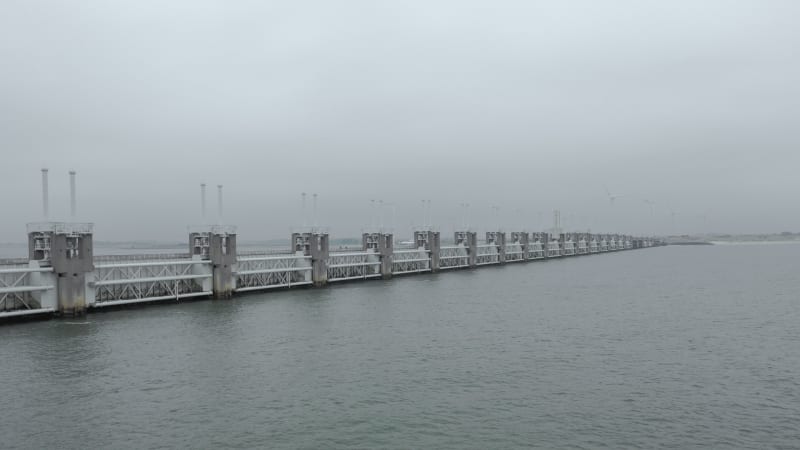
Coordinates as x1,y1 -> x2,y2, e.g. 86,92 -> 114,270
1,0 -> 798,242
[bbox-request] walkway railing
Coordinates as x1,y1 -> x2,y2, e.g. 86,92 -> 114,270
327,251 -> 381,282
235,254 -> 312,292
0,265 -> 54,314
92,259 -> 211,307
476,244 -> 500,266
528,242 -> 545,259
547,241 -> 562,258
392,248 -> 431,275
505,243 -> 525,262
439,245 -> 469,270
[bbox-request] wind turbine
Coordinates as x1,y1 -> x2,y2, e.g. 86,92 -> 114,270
667,206 -> 677,233
642,198 -> 656,215
604,185 -> 625,206
382,201 -> 397,231
696,208 -> 711,235
637,198 -> 656,235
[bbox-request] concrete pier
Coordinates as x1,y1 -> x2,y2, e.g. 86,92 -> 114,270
454,231 -> 478,267
414,230 -> 440,272
191,227 -> 237,299
293,231 -> 329,287
27,223 -> 94,316
510,231 -> 528,262
486,231 -> 506,264
363,232 -> 393,279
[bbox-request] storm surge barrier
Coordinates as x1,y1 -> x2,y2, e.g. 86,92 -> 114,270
1,170 -> 663,320
1,224 -> 660,320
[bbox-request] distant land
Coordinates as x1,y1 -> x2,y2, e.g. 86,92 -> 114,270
663,232 -> 800,245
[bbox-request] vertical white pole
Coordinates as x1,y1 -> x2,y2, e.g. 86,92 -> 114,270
312,193 -> 318,228
69,170 -> 76,219
552,210 -> 557,235
370,199 -> 375,230
427,200 -> 432,228
200,183 -> 207,221
41,168 -> 49,220
301,192 -> 307,228
217,185 -> 223,223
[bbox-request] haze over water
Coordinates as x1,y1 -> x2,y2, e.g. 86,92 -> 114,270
2,244 -> 798,449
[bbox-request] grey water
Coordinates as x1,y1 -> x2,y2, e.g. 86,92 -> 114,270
2,245 -> 799,449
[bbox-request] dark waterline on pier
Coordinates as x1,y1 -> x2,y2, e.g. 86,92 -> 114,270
2,245 -> 799,449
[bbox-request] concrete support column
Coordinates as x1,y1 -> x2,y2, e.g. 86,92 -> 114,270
363,232 -> 393,279
309,233 -> 329,286
543,233 -> 550,259
414,230 -> 440,272
511,231 -> 528,261
454,231 -> 477,267
467,232 -> 478,267
493,232 -> 506,264
532,232 -> 545,258
29,229 -> 94,316
209,233 -> 236,299
380,234 -> 393,278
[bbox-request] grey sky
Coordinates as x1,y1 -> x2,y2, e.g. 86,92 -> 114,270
1,0 -> 798,242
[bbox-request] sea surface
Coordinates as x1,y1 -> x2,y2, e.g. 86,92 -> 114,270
1,244 -> 798,449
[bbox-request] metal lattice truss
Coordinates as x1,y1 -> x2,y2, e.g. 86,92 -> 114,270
547,241 -> 562,258
439,245 -> 469,269
93,260 -> 211,305
0,267 -> 52,311
505,243 -> 525,262
577,239 -> 589,254
600,240 -> 609,252
528,241 -> 545,259
563,240 -> 576,256
392,249 -> 431,275
327,252 -> 381,282
590,240 -> 599,253
235,254 -> 312,292
609,239 -> 618,251
476,244 -> 500,266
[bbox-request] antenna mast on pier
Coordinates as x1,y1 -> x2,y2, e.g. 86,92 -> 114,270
200,183 -> 207,222
301,192 -> 307,228
41,168 -> 49,220
69,170 -> 77,218
312,193 -> 318,228
217,185 -> 223,223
